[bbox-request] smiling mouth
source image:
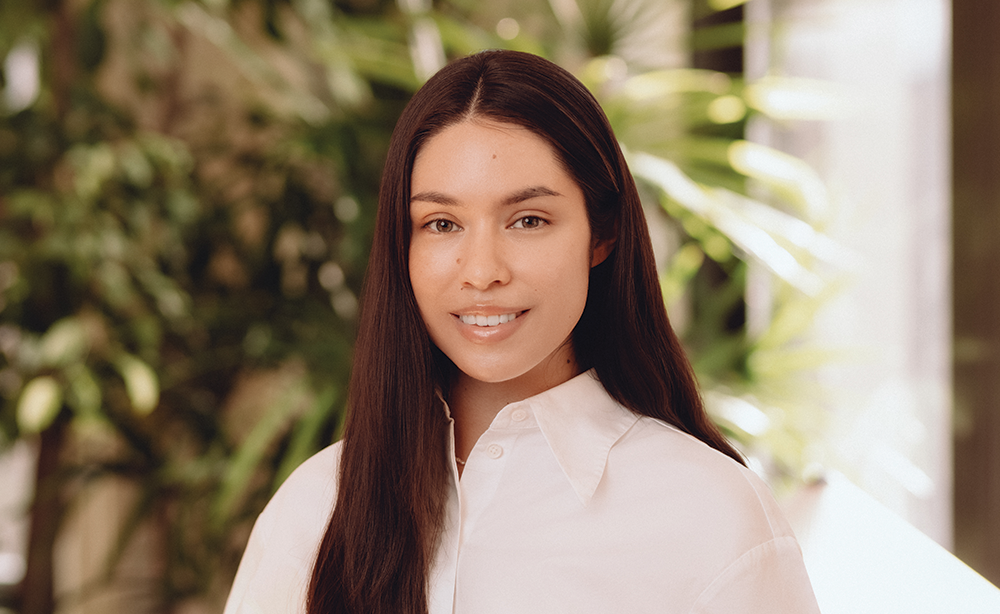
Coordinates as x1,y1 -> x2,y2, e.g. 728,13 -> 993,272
458,311 -> 523,327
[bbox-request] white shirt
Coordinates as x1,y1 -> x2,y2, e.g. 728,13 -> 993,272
224,370 -> 820,614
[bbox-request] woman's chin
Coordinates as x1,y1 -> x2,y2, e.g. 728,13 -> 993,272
453,349 -> 579,391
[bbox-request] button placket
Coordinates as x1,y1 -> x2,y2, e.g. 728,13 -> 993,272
455,432 -> 513,564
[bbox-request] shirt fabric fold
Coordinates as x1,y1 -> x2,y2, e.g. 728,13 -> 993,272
224,370 -> 820,614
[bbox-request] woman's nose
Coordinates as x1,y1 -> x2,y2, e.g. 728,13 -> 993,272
460,231 -> 511,290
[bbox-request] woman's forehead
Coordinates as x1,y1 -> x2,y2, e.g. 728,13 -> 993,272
409,121 -> 578,203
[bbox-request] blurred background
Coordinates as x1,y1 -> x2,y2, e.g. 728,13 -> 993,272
0,0 -> 992,612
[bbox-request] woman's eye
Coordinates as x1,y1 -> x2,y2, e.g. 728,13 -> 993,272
428,219 -> 457,233
512,216 -> 545,229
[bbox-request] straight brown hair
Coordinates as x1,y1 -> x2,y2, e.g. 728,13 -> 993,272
307,50 -> 744,614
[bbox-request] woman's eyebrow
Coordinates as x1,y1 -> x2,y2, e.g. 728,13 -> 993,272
410,190 -> 457,205
502,186 -> 562,205
409,186 -> 562,206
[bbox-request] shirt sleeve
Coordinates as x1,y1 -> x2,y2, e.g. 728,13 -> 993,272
690,535 -> 821,614
222,444 -> 342,614
222,499 -> 283,614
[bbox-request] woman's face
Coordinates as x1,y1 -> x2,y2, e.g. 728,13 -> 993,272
409,120 -> 607,387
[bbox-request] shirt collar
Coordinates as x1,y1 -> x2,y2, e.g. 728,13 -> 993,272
518,370 -> 639,505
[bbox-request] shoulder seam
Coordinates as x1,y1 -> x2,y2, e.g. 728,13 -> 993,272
688,535 -> 800,613
736,467 -> 782,537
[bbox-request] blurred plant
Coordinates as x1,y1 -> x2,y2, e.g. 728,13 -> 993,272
0,0 -> 840,611
0,1 -> 401,609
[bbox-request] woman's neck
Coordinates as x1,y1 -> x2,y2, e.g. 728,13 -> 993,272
449,354 -> 581,464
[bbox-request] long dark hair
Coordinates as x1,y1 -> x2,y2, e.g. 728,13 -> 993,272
307,50 -> 744,614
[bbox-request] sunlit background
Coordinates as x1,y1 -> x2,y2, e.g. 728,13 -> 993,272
0,0 -> 996,612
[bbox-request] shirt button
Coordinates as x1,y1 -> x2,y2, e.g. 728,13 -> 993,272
486,443 -> 503,459
511,409 -> 527,422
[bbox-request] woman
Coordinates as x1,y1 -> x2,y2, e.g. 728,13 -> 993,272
224,50 -> 819,614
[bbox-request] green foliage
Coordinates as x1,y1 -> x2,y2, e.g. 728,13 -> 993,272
0,0 -> 389,602
0,0 -> 840,608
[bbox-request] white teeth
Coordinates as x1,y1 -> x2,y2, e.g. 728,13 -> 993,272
460,312 -> 519,327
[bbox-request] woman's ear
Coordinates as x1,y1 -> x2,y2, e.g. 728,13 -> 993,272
590,238 -> 615,267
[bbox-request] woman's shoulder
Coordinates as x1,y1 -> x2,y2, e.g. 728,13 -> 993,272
612,416 -> 795,543
223,442 -> 343,614
262,440 -> 344,527
238,441 -> 344,566
277,440 -> 344,492
594,414 -> 818,611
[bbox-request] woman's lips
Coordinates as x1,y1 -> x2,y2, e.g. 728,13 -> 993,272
457,311 -> 524,327
452,309 -> 527,343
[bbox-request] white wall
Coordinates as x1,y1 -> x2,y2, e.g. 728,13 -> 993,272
746,0 -> 952,545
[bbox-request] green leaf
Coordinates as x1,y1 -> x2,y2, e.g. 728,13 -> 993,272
743,75 -> 850,121
749,346 -> 848,379
69,142 -> 117,201
631,152 -> 824,295
66,363 -> 102,416
690,22 -> 745,52
39,317 -> 89,368
660,242 -> 705,307
115,354 -> 159,415
78,0 -> 108,72
17,376 -> 63,433
726,140 -> 829,219
707,0 -> 748,11
118,142 -> 154,188
211,384 -> 307,529
618,69 -> 732,101
273,385 -> 340,488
